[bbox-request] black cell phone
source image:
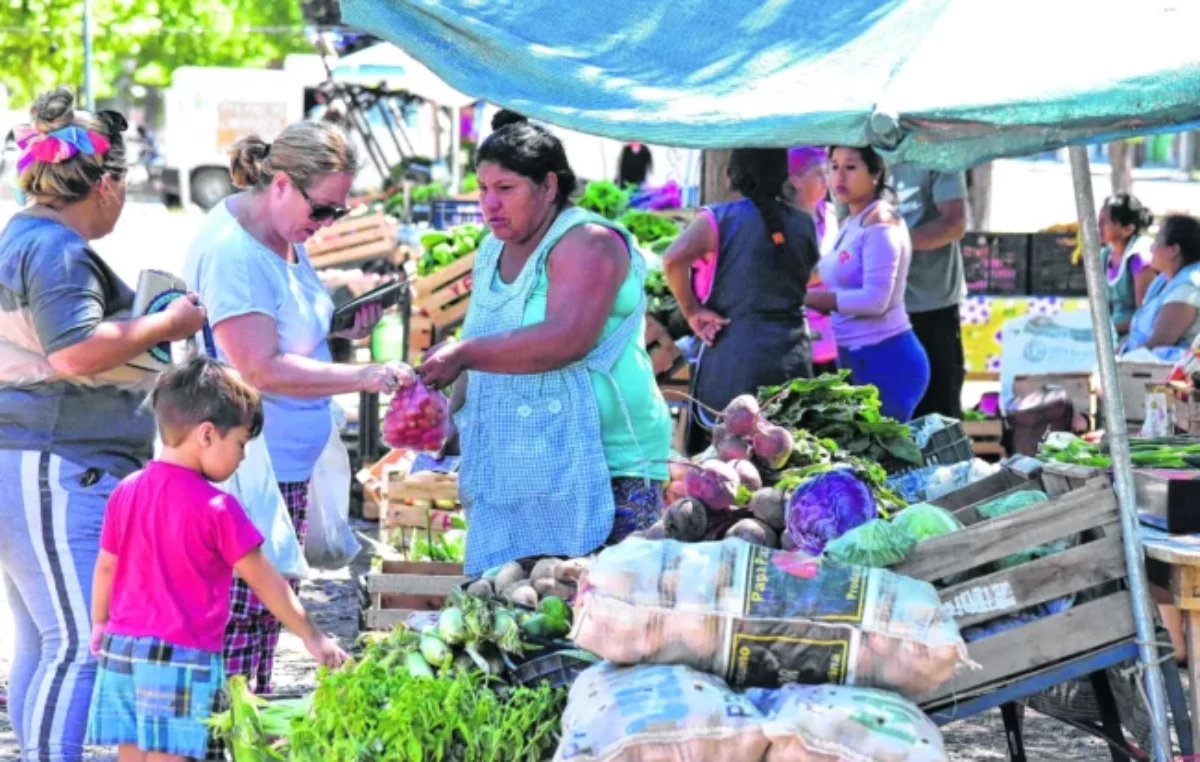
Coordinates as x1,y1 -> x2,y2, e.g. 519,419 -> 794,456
331,280 -> 406,334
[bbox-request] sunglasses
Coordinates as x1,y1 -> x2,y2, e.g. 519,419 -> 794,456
296,184 -> 350,222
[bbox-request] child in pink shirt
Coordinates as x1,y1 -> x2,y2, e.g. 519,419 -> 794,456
86,357 -> 346,762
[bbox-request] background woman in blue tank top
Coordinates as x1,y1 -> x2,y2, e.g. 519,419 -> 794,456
662,149 -> 819,453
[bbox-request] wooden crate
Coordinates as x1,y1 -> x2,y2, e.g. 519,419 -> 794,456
895,465 -> 1137,707
382,468 -> 461,545
306,213 -> 402,269
1112,360 -> 1173,423
407,313 -> 435,364
644,315 -> 683,378
410,254 -> 475,330
363,559 -> 467,630
356,449 -> 415,521
963,419 -> 1006,459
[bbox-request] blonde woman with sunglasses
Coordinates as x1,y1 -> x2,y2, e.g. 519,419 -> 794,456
182,121 -> 412,713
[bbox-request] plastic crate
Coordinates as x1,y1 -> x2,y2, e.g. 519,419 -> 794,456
913,414 -> 974,467
1029,232 -> 1088,296
431,200 -> 484,230
503,650 -> 598,689
961,232 -> 1029,295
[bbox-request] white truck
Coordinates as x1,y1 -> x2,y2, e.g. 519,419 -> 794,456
159,57 -> 323,210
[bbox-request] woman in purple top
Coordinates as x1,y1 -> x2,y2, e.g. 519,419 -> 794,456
806,146 -> 930,422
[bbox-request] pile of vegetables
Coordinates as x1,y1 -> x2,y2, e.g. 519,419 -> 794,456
618,210 -> 679,248
1040,432 -> 1200,469
382,379 -> 450,452
406,528 -> 466,564
643,269 -> 678,316
760,371 -> 923,467
465,557 -> 589,618
416,223 -> 485,277
577,180 -> 630,220
212,627 -> 569,762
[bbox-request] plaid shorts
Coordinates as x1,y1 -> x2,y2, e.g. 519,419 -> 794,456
607,477 -> 665,544
87,634 -> 224,760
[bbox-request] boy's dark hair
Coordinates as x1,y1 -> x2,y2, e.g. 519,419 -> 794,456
151,356 -> 264,446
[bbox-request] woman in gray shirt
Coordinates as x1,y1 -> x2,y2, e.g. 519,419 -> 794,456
0,88 -> 205,761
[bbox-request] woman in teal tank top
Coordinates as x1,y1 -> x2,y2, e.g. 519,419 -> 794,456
419,111 -> 672,573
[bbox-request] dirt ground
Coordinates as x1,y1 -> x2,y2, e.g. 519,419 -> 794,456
0,521 -> 1154,760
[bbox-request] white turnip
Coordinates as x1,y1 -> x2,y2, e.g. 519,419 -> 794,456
722,395 -> 761,438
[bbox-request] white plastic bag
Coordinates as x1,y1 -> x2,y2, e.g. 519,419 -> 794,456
305,408 -> 361,570
215,435 -> 309,580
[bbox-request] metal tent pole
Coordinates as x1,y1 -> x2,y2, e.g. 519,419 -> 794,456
1068,145 -> 1171,762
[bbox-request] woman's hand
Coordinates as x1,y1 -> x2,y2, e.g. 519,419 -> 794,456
163,292 -> 208,340
356,361 -> 415,394
418,341 -> 468,389
334,302 -> 384,340
686,308 -> 729,347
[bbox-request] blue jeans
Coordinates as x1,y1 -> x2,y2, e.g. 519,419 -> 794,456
838,329 -> 931,423
0,450 -> 117,762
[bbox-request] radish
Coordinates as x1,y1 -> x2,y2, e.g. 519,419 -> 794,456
725,518 -> 778,548
722,395 -> 761,437
382,380 -> 450,452
751,424 -> 793,470
667,459 -> 689,483
716,436 -> 751,463
731,459 -> 763,491
663,498 -> 708,541
749,487 -> 786,531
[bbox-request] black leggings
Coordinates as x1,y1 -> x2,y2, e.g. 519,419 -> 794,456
909,304 -> 966,420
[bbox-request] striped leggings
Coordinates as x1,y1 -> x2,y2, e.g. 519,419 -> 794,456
0,450 -> 118,762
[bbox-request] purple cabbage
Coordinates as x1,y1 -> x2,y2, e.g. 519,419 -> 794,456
785,469 -> 876,555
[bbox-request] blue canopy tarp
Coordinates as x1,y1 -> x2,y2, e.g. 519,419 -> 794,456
342,0 -> 1200,171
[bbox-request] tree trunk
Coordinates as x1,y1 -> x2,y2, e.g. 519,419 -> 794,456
700,150 -> 736,205
966,162 -> 993,232
1108,140 -> 1134,196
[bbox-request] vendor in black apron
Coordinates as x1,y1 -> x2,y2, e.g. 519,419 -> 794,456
662,148 -> 819,453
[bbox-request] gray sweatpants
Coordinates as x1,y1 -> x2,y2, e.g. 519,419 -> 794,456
0,450 -> 116,762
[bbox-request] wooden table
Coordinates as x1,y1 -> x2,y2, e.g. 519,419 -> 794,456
1141,523 -> 1200,746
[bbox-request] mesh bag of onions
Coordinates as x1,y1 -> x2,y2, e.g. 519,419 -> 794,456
571,538 -> 971,701
382,380 -> 451,452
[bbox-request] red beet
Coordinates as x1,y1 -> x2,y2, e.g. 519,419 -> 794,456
683,460 -> 738,510
716,436 -> 752,463
731,460 -> 763,491
751,424 -> 793,470
722,395 -> 761,438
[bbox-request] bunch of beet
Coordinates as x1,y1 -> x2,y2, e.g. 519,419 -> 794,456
382,380 -> 451,452
648,395 -> 796,550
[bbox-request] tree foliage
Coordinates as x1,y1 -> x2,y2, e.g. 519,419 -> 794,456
0,0 -> 312,108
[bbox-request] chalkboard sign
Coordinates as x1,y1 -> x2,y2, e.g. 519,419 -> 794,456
1029,233 -> 1088,296
961,232 -> 1029,295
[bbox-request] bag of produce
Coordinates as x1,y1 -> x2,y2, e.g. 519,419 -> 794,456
822,519 -> 915,568
553,663 -> 770,762
572,538 -> 970,700
747,683 -> 949,762
382,379 -> 450,452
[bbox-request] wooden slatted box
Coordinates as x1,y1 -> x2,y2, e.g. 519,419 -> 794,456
362,559 -> 467,630
306,213 -> 402,269
894,463 -> 1138,707
410,254 -> 475,330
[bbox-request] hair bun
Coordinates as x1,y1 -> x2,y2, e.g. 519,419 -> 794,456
30,87 -> 76,133
491,109 -> 529,131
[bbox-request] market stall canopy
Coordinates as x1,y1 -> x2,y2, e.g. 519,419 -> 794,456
331,42 -> 474,106
341,0 -> 1200,170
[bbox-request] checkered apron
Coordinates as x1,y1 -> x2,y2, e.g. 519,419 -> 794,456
456,207 -> 648,575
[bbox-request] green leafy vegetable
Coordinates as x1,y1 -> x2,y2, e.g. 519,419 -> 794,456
577,180 -> 630,219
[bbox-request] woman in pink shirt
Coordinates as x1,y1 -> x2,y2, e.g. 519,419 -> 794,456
806,146 -> 930,422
